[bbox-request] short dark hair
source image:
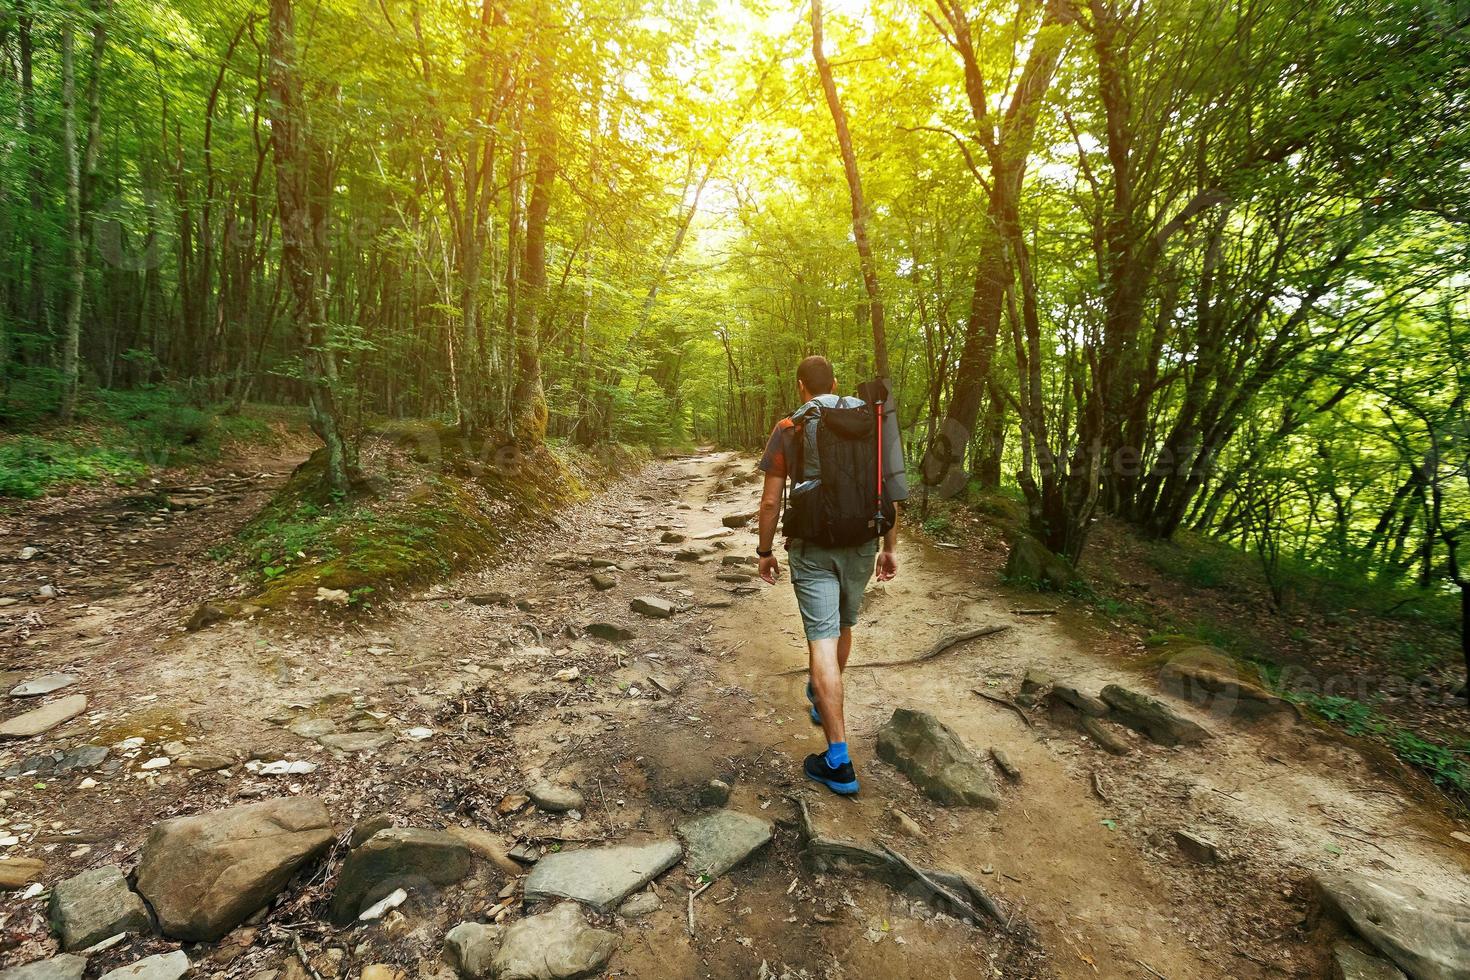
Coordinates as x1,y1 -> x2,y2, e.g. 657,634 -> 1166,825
797,355 -> 836,395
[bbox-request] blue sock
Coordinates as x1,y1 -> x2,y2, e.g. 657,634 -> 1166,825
825,741 -> 850,767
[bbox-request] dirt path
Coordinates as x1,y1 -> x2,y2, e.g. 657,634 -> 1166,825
2,450 -> 1468,979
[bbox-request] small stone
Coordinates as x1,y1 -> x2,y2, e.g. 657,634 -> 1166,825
1051,683 -> 1109,717
98,951 -> 190,980
527,778 -> 584,814
0,955 -> 88,980
552,668 -> 580,683
350,813 -> 395,848
360,967 -> 401,980
253,760 -> 317,775
49,865 -> 151,951
186,603 -> 230,631
467,592 -> 514,607
175,753 -> 233,772
287,718 -> 336,738
1016,668 -> 1054,706
140,757 -> 171,770
677,809 -> 773,878
358,887 -> 407,921
1330,942 -> 1407,980
629,595 -> 676,619
584,622 -> 636,643
497,794 -> 530,815
721,512 -> 756,528
0,856 -> 45,890
619,891 -> 661,918
697,779 -> 731,807
1173,829 -> 1222,864
9,674 -> 79,698
989,747 -> 1021,782
587,573 -> 617,592
507,842 -> 540,864
18,547 -> 40,561
891,809 -> 925,840
317,731 -> 393,753
491,902 -> 615,980
1080,715 -> 1132,755
0,695 -> 89,740
654,572 -> 685,583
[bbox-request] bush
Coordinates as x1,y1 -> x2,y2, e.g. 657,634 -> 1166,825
0,437 -> 146,499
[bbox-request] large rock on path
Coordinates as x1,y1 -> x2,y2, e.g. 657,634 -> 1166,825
331,828 -> 472,924
1158,657 -> 1298,722
875,708 -> 1000,809
98,952 -> 189,980
443,922 -> 500,979
677,810 -> 773,878
136,796 -> 334,942
495,902 -> 616,980
0,956 -> 87,980
1099,685 -> 1210,747
1315,870 -> 1470,980
1002,534 -> 1077,592
523,839 -> 681,912
0,695 -> 88,739
49,866 -> 151,951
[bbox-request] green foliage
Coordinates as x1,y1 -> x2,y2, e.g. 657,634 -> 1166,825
1288,692 -> 1470,800
0,436 -> 146,498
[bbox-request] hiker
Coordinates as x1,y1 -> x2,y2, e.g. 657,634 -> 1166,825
755,354 -> 904,795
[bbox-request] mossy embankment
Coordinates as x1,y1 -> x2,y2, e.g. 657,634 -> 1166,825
915,480 -> 1470,809
0,387 -> 310,500
227,422 -> 648,610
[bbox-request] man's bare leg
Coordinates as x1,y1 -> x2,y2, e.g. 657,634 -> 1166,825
837,627 -> 853,672
809,635 -> 846,746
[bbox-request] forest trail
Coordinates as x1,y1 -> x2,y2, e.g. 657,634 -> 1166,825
2,451 -> 1469,979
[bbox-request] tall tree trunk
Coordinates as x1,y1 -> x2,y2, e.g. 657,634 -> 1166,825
267,0 -> 351,492
920,0 -> 1074,497
811,0 -> 887,381
510,38 -> 555,444
18,12 -> 46,344
59,19 -> 83,421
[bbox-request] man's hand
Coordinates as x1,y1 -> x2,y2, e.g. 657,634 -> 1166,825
876,549 -> 898,582
759,555 -> 781,583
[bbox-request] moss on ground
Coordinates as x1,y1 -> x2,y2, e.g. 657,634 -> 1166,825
235,424 -> 647,609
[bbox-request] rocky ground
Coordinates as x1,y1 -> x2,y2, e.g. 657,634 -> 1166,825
1,450 -> 1468,980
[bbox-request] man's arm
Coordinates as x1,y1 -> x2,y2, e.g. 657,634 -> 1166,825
877,510 -> 899,581
757,473 -> 783,583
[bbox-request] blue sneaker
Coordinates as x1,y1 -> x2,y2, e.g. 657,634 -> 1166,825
804,752 -> 859,795
806,682 -> 821,726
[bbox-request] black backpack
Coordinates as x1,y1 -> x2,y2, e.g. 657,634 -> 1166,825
781,383 -> 896,547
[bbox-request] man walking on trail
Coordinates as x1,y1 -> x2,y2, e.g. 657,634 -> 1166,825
755,355 -> 902,795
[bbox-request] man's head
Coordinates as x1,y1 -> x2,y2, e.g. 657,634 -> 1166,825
796,355 -> 836,402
